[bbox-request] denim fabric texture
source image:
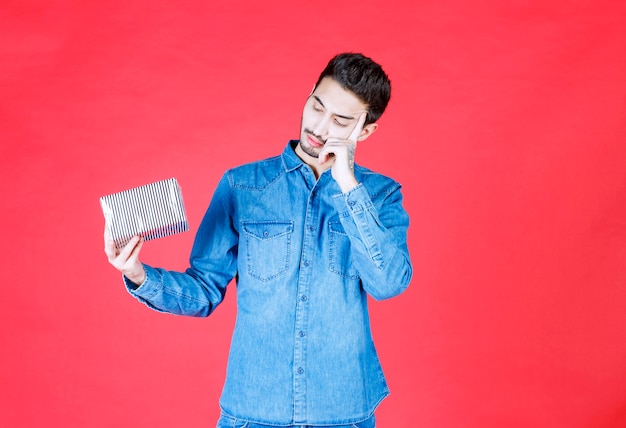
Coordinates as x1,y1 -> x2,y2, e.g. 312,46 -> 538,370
125,142 -> 412,425
216,411 -> 376,428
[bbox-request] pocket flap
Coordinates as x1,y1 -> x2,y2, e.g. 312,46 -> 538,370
242,221 -> 294,240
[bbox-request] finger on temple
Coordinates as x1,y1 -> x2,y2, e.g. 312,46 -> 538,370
349,112 -> 367,141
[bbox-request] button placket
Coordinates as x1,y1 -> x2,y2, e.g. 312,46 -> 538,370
292,184 -> 321,423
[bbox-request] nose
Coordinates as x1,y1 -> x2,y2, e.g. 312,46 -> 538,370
311,113 -> 332,139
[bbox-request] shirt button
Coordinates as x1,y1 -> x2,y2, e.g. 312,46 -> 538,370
303,260 -> 310,267
348,201 -> 356,207
299,331 -> 306,337
308,225 -> 315,232
297,367 -> 304,374
301,295 -> 308,302
263,231 -> 269,237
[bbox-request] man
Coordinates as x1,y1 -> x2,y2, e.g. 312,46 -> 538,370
105,53 -> 412,428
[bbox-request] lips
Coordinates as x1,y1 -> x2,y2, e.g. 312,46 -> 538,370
307,134 -> 324,148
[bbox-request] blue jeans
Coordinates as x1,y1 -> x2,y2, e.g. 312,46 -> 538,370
216,412 -> 376,428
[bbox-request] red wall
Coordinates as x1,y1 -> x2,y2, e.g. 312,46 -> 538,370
1,1 -> 625,427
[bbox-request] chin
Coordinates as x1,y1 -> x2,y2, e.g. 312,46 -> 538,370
297,140 -> 320,159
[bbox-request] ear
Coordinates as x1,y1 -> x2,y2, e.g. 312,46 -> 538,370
357,123 -> 378,142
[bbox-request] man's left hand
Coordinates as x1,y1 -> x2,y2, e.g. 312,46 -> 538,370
318,112 -> 366,193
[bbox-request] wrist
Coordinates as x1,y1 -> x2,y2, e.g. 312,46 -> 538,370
126,265 -> 147,286
338,177 -> 359,193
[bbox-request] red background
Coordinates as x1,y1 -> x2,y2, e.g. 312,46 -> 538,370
1,1 -> 625,427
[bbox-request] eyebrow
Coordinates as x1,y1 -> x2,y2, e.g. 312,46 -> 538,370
313,96 -> 355,121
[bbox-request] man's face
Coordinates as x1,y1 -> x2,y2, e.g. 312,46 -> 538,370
298,77 -> 374,159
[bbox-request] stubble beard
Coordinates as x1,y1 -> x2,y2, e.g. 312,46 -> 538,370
299,129 -> 324,159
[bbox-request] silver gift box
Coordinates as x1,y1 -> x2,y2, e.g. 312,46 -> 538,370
101,178 -> 189,249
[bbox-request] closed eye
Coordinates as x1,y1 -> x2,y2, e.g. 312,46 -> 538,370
334,118 -> 350,127
311,95 -> 355,127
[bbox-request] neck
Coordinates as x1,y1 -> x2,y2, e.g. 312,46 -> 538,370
294,142 -> 329,179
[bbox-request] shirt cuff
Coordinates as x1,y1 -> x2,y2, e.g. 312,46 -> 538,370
123,264 -> 162,299
333,183 -> 373,215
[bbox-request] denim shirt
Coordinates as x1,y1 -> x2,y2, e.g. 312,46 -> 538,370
125,141 -> 412,426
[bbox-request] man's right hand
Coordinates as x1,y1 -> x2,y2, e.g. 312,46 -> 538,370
104,226 -> 147,286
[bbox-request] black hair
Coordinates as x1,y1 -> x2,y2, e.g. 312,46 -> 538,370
315,53 -> 391,124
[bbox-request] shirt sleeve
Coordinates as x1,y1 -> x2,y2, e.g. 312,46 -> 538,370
125,173 -> 239,316
331,182 -> 413,300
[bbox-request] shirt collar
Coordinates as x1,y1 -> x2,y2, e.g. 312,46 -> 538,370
281,140 -> 305,172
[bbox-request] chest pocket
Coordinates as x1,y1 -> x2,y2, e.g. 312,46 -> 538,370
328,220 -> 360,280
242,221 -> 294,282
